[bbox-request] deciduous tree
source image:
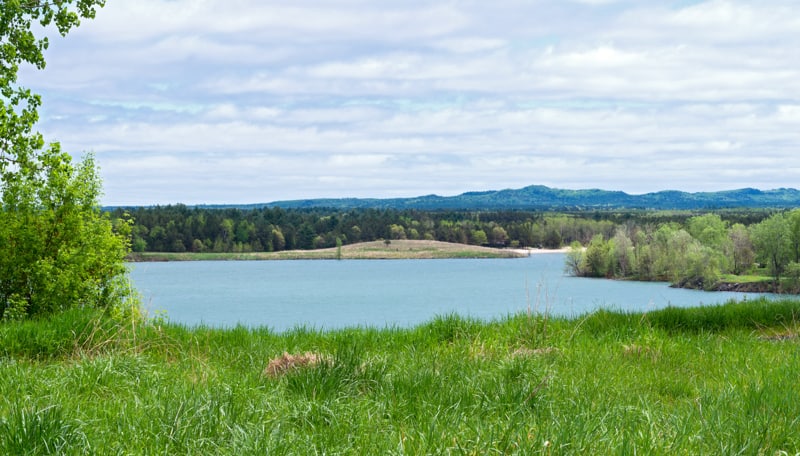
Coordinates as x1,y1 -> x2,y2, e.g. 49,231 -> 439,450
1,0 -> 131,320
751,213 -> 791,286
729,223 -> 754,275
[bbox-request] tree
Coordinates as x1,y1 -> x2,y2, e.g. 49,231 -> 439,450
490,225 -> 508,246
564,241 -> 584,276
0,150 -> 131,319
751,213 -> 791,286
349,225 -> 362,242
785,262 -> 800,294
470,229 -> 488,246
687,214 -> 728,247
651,224 -> 681,280
680,243 -> 721,289
2,1 -> 105,168
1,1 -> 131,320
729,223 -> 754,275
389,224 -> 407,240
787,209 -> 800,263
235,219 -> 256,244
271,227 -> 286,251
582,234 -> 611,278
687,214 -> 731,273
611,228 -> 633,277
297,223 -> 316,249
218,218 -> 234,246
631,228 -> 654,280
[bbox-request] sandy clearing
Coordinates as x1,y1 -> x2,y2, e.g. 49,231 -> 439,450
508,247 -> 572,256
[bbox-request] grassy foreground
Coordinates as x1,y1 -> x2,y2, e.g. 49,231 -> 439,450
2,299 -> 800,454
128,240 -> 528,261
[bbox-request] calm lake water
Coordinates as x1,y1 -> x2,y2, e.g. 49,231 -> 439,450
129,253 -> 769,331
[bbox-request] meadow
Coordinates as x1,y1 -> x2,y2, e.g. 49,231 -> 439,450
1,298 -> 799,454
129,240 -> 527,261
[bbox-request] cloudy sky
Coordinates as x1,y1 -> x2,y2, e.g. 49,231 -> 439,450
21,0 -> 800,205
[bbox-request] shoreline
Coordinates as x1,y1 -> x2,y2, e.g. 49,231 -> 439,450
514,247 -> 572,255
127,240 -> 562,262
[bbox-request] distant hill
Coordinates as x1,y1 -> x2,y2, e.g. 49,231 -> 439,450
239,185 -> 800,211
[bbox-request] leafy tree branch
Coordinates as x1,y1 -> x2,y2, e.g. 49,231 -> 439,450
1,0 -> 132,320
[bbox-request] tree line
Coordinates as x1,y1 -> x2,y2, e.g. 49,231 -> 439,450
113,206 -> 637,253
565,211 -> 800,291
114,204 -> 800,291
113,206 -> 774,257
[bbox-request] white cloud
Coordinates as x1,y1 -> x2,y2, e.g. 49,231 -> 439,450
432,38 -> 507,54
15,0 -> 800,204
328,154 -> 391,167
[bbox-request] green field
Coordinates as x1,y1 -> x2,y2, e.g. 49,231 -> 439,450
2,298 -> 800,454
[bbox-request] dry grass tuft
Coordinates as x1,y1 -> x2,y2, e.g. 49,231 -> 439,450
622,344 -> 660,360
758,331 -> 799,342
263,352 -> 324,377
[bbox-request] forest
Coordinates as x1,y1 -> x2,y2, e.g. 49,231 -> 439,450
114,205 -> 623,253
114,205 -> 799,291
111,206 -> 765,254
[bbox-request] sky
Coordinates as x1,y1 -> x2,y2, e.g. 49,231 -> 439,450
20,0 -> 800,206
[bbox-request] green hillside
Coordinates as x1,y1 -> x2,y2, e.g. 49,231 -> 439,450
252,186 -> 800,211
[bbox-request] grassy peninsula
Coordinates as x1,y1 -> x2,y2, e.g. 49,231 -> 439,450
3,298 -> 800,454
128,240 -> 529,261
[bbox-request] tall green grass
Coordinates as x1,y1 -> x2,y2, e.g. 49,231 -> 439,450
2,297 -> 799,454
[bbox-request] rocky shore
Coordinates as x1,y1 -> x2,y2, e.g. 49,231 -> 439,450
674,279 -> 781,293
712,281 -> 779,293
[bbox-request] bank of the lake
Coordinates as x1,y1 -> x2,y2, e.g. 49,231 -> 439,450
2,298 -> 800,454
677,278 -> 779,293
128,239 -> 530,261
668,271 -> 797,294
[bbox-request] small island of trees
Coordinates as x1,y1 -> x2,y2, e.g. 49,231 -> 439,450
565,211 -> 800,293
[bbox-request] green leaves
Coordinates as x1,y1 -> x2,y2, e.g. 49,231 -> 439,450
751,212 -> 792,284
1,0 -> 129,320
1,148 -> 132,319
1,0 -> 105,163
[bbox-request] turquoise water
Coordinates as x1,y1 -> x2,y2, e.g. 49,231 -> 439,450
129,254 -> 769,331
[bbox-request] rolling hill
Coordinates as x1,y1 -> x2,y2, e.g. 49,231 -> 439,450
251,185 -> 800,211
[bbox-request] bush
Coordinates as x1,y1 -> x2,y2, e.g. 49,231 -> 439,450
0,149 -> 133,320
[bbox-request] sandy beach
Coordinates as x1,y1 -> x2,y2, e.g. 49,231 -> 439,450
507,247 -> 572,256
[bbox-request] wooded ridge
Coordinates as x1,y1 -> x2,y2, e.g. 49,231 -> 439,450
226,185 -> 800,211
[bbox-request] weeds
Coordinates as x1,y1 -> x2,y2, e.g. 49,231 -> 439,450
520,279 -> 556,349
1,298 -> 800,453
0,403 -> 87,455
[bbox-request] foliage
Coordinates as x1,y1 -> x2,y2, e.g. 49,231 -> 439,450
1,149 -> 132,319
784,262 -> 800,294
751,212 -> 791,284
117,206 -> 781,260
564,241 -> 584,276
115,206 -> 622,253
786,209 -> 800,263
582,234 -> 612,277
729,223 -> 755,275
562,213 -> 774,290
1,0 -> 106,167
1,0 -> 131,320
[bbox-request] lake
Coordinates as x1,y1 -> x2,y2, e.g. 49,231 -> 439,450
129,253 -> 769,331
